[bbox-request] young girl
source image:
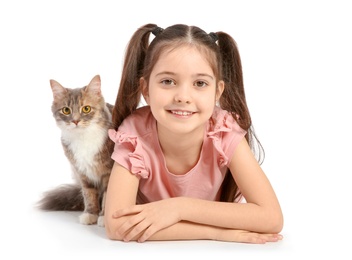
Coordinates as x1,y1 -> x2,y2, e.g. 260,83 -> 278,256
105,23 -> 283,243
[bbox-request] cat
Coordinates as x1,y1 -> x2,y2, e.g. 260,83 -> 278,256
37,74 -> 114,227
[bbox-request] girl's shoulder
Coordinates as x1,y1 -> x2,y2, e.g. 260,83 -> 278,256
108,106 -> 154,179
109,106 -> 155,141
206,106 -> 247,167
208,106 -> 245,134
119,106 -> 154,136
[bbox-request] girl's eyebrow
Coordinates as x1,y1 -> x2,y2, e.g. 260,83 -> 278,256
155,71 -> 214,80
197,73 -> 214,80
155,71 -> 176,77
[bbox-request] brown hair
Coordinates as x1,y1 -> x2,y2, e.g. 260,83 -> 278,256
112,23 -> 264,202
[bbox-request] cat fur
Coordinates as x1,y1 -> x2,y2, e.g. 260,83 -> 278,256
37,75 -> 114,227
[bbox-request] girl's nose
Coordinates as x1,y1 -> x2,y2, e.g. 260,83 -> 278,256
174,85 -> 192,104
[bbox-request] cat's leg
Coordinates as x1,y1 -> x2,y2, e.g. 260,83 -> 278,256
97,174 -> 110,227
79,177 -> 100,225
97,191 -> 106,227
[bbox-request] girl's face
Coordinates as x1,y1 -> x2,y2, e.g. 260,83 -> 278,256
142,45 -> 224,137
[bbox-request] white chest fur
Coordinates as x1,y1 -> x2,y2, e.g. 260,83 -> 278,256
61,124 -> 107,184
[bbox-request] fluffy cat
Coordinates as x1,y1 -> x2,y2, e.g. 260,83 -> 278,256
37,74 -> 114,227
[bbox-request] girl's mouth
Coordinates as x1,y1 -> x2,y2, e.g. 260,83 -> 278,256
170,110 -> 194,116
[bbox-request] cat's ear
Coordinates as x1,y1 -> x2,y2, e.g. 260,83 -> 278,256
87,75 -> 102,96
50,79 -> 67,99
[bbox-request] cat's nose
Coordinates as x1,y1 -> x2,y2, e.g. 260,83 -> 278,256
72,120 -> 80,125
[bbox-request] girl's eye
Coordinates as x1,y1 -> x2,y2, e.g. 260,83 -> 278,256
61,107 -> 71,115
161,79 -> 175,86
82,106 -> 91,114
195,81 -> 207,88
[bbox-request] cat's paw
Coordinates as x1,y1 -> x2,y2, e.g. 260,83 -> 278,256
97,215 -> 105,227
79,212 -> 98,225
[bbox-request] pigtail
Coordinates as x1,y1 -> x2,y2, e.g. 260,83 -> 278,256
217,32 -> 250,132
217,32 -> 265,202
217,31 -> 264,162
112,23 -> 157,130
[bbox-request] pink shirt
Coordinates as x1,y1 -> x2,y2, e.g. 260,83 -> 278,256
108,106 -> 246,204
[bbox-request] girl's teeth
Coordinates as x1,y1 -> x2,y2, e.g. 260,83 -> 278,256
172,111 -> 192,116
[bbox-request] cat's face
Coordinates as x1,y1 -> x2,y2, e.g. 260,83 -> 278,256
50,75 -> 105,131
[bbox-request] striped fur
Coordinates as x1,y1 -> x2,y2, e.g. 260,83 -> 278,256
37,75 -> 114,227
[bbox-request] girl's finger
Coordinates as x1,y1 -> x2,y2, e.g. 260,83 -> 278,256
113,205 -> 143,218
117,213 -> 145,236
123,221 -> 151,242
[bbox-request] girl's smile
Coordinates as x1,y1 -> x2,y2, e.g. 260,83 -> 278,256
170,110 -> 194,117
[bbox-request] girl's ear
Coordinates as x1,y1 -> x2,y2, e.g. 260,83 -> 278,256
140,77 -> 150,104
216,80 -> 225,101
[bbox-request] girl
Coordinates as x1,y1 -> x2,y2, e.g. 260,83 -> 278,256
105,23 -> 283,243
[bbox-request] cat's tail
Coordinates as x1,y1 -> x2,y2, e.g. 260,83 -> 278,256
37,184 -> 84,211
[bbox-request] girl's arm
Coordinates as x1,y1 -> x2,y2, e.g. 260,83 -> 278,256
169,137 -> 283,233
104,138 -> 283,242
104,162 -> 140,239
104,163 -> 280,243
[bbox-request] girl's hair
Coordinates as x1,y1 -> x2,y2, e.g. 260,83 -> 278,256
112,23 -> 264,202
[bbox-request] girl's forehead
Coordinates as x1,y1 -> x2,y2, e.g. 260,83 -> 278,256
152,45 -> 214,75
161,44 -> 204,58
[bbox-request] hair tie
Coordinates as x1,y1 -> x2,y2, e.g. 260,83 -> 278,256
152,26 -> 164,36
209,32 -> 218,42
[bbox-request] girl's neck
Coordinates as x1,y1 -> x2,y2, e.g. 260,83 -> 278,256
157,123 -> 205,175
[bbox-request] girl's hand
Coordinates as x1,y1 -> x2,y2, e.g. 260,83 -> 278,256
112,198 -> 182,242
215,228 -> 283,244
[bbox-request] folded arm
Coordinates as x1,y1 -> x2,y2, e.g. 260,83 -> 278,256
104,138 -> 283,243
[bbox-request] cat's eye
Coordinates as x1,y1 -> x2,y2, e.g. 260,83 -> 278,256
61,107 -> 71,115
82,106 -> 91,114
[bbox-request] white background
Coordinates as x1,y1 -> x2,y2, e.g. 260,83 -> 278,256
1,0 -> 351,259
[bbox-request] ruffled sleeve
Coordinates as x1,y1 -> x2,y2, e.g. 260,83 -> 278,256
108,129 -> 149,179
207,108 -> 247,167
